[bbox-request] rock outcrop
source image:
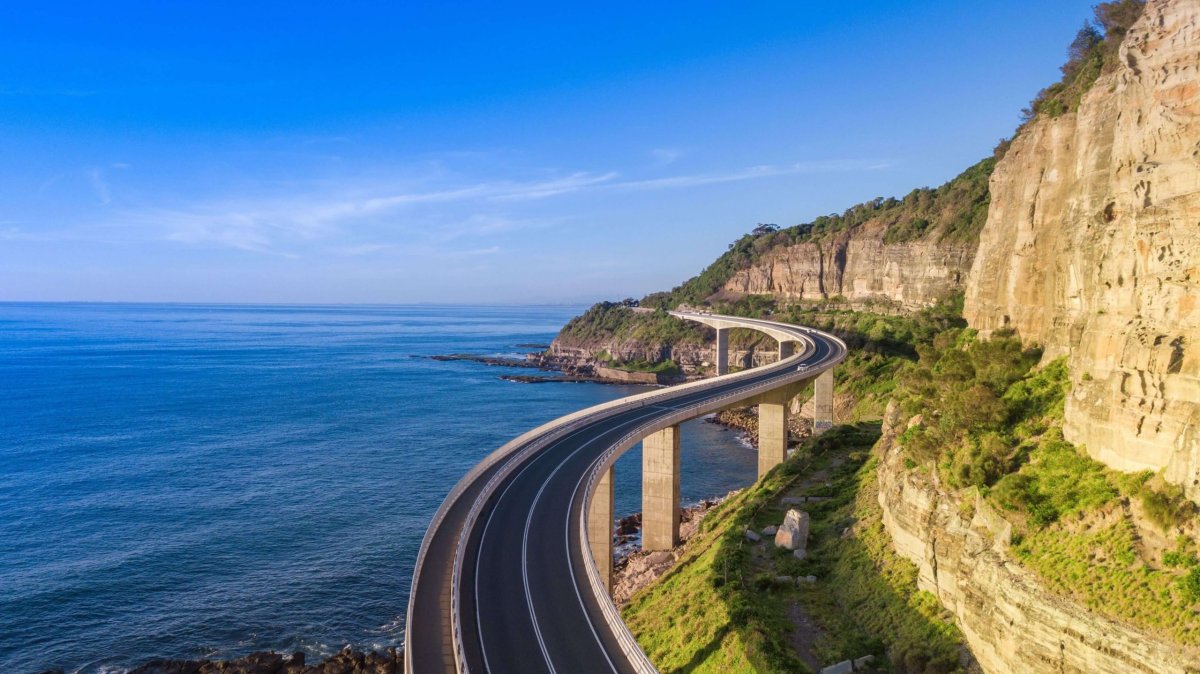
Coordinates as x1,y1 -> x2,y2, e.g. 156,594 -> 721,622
964,0 -> 1200,500
722,220 -> 976,311
875,403 -> 1200,674
123,647 -> 403,674
539,334 -> 779,377
773,509 -> 810,551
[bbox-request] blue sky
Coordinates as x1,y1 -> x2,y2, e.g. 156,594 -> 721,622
1,1 -> 1098,304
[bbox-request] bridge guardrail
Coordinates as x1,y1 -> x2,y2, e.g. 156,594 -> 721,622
409,312 -> 845,674
576,325 -> 845,672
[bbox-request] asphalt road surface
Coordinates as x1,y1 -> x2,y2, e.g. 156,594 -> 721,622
406,314 -> 845,673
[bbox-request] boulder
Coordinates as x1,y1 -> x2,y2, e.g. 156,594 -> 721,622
820,660 -> 853,674
774,509 -> 809,551
793,549 -> 808,561
853,654 -> 875,669
744,528 -> 761,542
762,525 -> 778,536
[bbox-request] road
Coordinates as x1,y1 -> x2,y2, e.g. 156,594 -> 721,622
405,313 -> 846,673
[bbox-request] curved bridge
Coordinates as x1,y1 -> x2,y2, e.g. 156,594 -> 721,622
405,312 -> 846,674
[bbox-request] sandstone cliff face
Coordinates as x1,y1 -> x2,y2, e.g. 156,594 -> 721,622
875,404 -> 1200,674
722,219 -> 975,311
964,0 -> 1200,500
543,333 -> 778,376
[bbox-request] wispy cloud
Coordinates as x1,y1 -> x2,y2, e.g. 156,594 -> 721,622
650,148 -> 683,166
88,169 -> 112,204
94,156 -> 890,256
610,159 -> 892,191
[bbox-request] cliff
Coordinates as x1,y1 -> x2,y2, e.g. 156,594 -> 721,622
720,220 -> 976,311
876,402 -> 1200,673
964,0 -> 1200,500
644,158 -> 992,313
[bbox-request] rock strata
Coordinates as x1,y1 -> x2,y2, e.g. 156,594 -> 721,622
963,0 -> 1200,500
722,220 -> 976,311
875,403 -> 1200,673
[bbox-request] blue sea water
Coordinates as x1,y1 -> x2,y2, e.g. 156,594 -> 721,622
0,303 -> 757,674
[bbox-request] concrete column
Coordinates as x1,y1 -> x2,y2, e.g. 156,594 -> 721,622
715,327 -> 729,375
587,466 -> 615,593
642,425 -> 681,551
778,340 -> 794,359
813,368 -> 834,435
758,389 -> 789,478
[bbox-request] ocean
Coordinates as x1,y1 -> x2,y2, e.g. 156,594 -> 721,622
0,303 -> 757,674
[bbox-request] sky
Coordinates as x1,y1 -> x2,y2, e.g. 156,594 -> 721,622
0,1 -> 1100,304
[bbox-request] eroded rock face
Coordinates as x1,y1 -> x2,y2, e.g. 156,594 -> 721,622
722,219 -> 976,311
964,0 -> 1200,500
874,404 -> 1200,673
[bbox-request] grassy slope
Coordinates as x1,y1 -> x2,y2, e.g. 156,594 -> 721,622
623,426 -> 965,673
891,331 -> 1200,646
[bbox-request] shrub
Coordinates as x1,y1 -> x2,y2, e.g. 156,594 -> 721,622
1021,1 -> 1146,124
1181,567 -> 1200,604
1139,483 -> 1198,532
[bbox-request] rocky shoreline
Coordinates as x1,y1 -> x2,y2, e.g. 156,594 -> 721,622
611,492 -> 739,605
90,365 -> 760,674
428,351 -> 693,386
38,647 -> 402,674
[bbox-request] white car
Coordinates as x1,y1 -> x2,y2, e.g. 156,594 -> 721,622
796,364 -> 809,371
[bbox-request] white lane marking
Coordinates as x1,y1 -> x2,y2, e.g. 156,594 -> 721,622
466,321 -> 842,672
474,407 -> 660,674
475,422 -> 597,674
522,407 -> 666,673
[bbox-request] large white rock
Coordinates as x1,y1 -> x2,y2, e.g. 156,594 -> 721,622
820,660 -> 853,674
774,509 -> 809,551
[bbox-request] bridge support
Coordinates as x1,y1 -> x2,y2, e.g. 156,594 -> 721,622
813,368 -> 834,435
642,425 -> 680,551
587,466 -> 615,593
778,340 -> 794,359
758,388 -> 790,478
715,328 -> 729,375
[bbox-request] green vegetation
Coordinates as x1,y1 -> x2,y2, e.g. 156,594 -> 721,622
557,302 -> 707,346
1139,481 -> 1199,531
600,356 -> 682,376
1013,517 -> 1200,644
623,425 -> 965,673
642,159 -> 994,309
890,325 -> 1200,643
1021,0 -> 1145,122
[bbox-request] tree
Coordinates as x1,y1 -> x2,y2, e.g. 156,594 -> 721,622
751,223 -> 779,236
1063,22 -> 1103,78
1095,0 -> 1146,43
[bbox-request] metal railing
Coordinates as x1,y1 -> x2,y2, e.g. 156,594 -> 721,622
576,326 -> 846,672
407,313 -> 846,674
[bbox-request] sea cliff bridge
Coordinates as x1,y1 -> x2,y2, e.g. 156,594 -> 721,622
405,311 -> 847,673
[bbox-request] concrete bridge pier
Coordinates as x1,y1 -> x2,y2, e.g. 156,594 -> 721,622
813,368 -> 834,435
587,466 -> 615,592
778,340 -> 794,359
642,425 -> 681,551
715,328 -> 729,375
757,388 -> 790,478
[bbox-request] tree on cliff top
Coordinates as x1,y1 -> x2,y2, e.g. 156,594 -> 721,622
640,157 -> 994,310
1021,0 -> 1146,122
